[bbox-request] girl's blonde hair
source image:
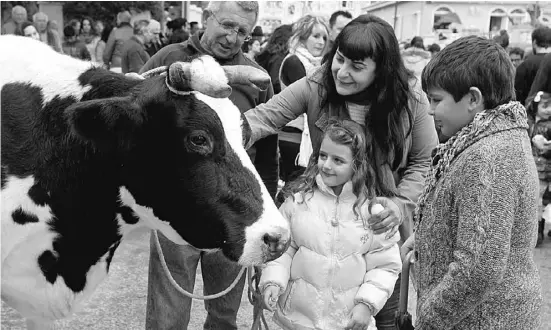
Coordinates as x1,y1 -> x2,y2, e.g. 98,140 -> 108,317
288,14 -> 330,53
282,120 -> 376,219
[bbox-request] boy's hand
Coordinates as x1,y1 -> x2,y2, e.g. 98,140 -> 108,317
262,285 -> 280,312
345,303 -> 372,330
368,197 -> 401,238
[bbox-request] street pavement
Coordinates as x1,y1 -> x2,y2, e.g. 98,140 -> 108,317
2,227 -> 550,329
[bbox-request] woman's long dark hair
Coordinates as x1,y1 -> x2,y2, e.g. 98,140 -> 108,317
319,14 -> 415,196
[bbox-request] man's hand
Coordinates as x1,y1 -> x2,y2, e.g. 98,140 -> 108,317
345,303 -> 372,330
125,72 -> 145,80
368,197 -> 401,239
262,285 -> 280,312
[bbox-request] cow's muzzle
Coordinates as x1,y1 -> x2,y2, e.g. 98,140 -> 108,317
262,233 -> 291,262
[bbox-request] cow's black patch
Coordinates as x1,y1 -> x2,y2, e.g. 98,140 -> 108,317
28,183 -> 50,206
12,207 -> 39,224
38,250 -> 58,284
105,241 -> 121,272
118,205 -> 140,224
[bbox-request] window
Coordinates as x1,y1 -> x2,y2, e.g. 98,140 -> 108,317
509,8 -> 530,26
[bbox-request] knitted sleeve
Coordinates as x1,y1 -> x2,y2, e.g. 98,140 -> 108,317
415,151 -> 519,329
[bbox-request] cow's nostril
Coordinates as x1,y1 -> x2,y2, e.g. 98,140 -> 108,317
263,233 -> 281,245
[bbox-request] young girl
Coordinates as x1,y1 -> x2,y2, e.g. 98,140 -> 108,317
259,120 -> 401,330
527,91 -> 551,246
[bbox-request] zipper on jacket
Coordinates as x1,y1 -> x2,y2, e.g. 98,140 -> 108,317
326,196 -> 339,316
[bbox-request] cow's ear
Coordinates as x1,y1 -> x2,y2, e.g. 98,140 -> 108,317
65,97 -> 143,147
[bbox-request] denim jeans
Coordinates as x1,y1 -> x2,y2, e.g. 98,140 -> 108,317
374,273 -> 401,330
146,231 -> 246,330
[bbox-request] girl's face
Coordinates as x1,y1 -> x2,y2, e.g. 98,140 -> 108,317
94,22 -> 104,35
317,136 -> 354,195
24,25 -> 40,40
304,24 -> 327,57
537,98 -> 551,119
82,19 -> 91,34
251,40 -> 261,54
331,49 -> 377,96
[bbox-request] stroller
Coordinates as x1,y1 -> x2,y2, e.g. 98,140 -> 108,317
395,251 -> 415,330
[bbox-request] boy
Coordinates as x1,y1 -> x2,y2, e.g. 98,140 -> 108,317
403,36 -> 543,329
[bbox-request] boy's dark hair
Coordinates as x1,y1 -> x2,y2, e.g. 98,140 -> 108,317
167,17 -> 187,31
329,10 -> 352,28
422,35 -> 514,109
63,25 -> 76,38
509,47 -> 525,58
532,26 -> 551,48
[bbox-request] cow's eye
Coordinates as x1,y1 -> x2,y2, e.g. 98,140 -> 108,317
187,131 -> 213,155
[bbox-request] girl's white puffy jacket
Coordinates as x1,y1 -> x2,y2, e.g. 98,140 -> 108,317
260,175 -> 402,330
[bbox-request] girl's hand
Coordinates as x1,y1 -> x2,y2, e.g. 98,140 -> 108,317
368,197 -> 401,239
345,303 -> 372,330
401,234 -> 415,261
262,285 -> 280,312
533,134 -> 547,150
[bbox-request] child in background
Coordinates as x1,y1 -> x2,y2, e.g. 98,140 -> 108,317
259,120 -> 401,330
527,91 -> 551,246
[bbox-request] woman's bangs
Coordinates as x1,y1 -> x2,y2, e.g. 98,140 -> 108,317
338,28 -> 377,61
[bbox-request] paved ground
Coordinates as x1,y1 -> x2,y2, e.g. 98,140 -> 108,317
2,228 -> 550,329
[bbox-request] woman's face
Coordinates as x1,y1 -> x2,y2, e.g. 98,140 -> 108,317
304,24 -> 327,57
94,22 -> 104,35
251,40 -> 261,54
82,19 -> 91,34
23,25 -> 40,40
331,49 -> 377,96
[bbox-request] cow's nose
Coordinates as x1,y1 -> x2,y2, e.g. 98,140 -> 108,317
263,233 -> 290,261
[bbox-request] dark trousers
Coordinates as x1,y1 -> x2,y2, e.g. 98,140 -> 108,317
278,127 -> 304,183
374,273 -> 401,330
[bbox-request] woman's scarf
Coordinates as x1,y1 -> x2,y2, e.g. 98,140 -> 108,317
413,101 -> 528,228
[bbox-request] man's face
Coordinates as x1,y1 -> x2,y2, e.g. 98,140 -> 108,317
330,15 -> 351,42
201,2 -> 256,60
34,16 -> 48,32
510,54 -> 522,68
12,8 -> 27,24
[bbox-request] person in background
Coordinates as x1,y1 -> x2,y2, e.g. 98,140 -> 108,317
2,5 -> 27,35
256,24 -> 293,94
278,15 -> 330,191
95,23 -> 112,66
121,20 -> 153,74
401,36 -> 431,81
244,14 -> 438,328
62,24 -> 91,60
509,46 -> 525,70
79,17 -> 101,63
493,29 -> 510,50
166,17 -> 189,44
241,37 -> 261,61
32,12 -> 63,53
47,20 -> 59,33
103,10 -> 133,72
427,43 -> 441,57
251,25 -> 264,44
404,35 -> 542,329
145,19 -> 166,57
514,26 -> 551,105
189,21 -> 200,36
327,10 -> 352,51
19,21 -> 39,40
67,18 -> 81,38
529,52 -> 551,102
140,2 -> 278,329
260,120 -> 401,330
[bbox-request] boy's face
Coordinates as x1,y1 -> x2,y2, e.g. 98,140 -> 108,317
427,88 -> 476,138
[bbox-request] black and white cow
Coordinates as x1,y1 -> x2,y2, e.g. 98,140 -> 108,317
0,35 -> 290,329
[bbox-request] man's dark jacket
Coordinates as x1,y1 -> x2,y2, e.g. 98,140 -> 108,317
140,33 -> 279,198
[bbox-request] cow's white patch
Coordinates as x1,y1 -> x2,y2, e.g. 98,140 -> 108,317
1,175 -> 110,321
193,93 -> 291,265
189,56 -> 229,91
118,186 -> 189,245
0,35 -> 94,105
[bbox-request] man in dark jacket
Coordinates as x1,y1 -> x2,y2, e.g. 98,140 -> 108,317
514,26 -> 551,105
121,20 -> 153,74
103,11 -> 134,73
140,2 -> 278,329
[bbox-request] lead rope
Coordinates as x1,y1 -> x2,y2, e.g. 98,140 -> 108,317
152,230 -> 247,300
248,266 -> 270,330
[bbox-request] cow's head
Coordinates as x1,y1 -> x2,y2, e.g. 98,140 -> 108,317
65,56 -> 289,265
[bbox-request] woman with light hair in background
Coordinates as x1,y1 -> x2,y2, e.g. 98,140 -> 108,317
278,15 -> 330,195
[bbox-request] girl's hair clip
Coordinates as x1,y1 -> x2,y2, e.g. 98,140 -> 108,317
535,91 -> 544,103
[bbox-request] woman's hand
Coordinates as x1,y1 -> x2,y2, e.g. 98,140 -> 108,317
262,285 -> 280,312
345,303 -> 372,330
368,197 -> 402,239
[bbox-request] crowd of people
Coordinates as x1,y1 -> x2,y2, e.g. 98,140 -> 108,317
2,1 -> 548,329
